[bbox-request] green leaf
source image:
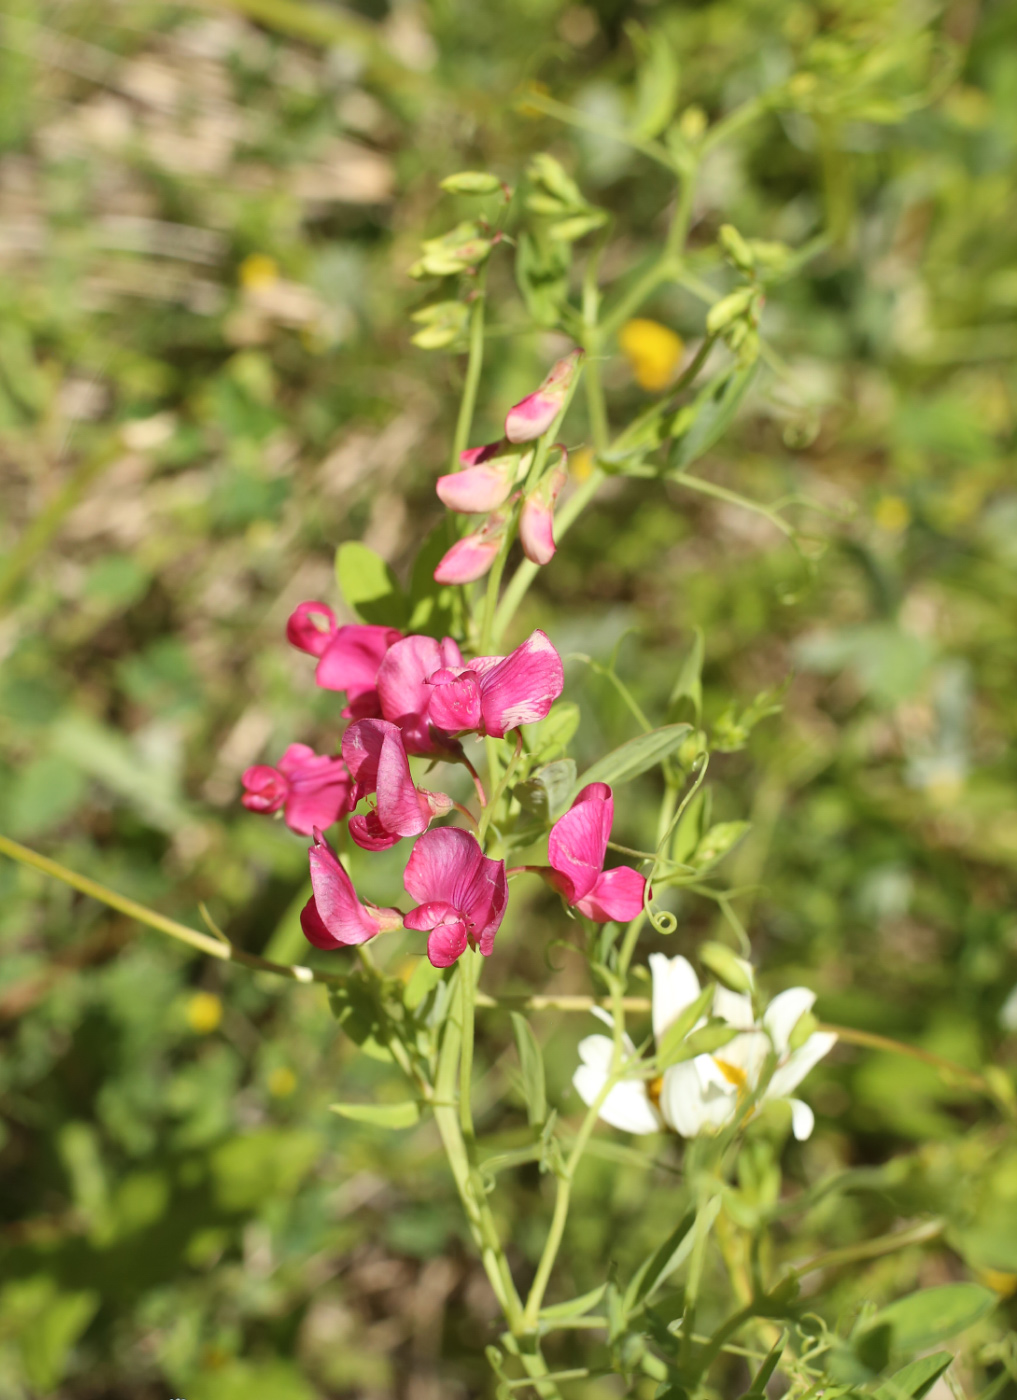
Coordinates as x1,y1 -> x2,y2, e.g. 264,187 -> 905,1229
514,759 -> 577,822
404,957 -> 446,1012
668,627 -> 704,724
540,1283 -> 607,1321
527,701 -> 581,760
628,23 -> 680,139
335,541 -> 408,627
330,1101 -> 422,1129
580,723 -> 692,790
874,1353 -> 954,1400
407,520 -> 460,636
656,985 -> 715,1068
511,1012 -> 547,1127
669,361 -> 758,471
691,821 -> 751,871
869,1285 -> 996,1354
625,1207 -> 696,1309
741,1333 -> 788,1399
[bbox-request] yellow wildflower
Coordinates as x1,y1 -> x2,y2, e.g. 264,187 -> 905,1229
619,319 -> 684,392
186,991 -> 222,1035
874,494 -> 911,533
239,253 -> 279,292
268,1066 -> 298,1098
570,446 -> 595,482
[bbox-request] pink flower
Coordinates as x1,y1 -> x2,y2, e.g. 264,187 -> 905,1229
546,783 -> 646,922
242,743 -> 354,836
341,718 -> 453,850
436,443 -> 530,514
519,456 -> 567,566
426,629 -> 564,740
300,829 -> 403,950
286,602 -> 401,718
505,349 -> 583,443
433,511 -> 509,585
377,634 -> 464,755
402,826 -> 509,967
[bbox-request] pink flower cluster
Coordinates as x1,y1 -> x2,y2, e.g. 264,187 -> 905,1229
433,350 -> 582,585
242,590 -> 646,966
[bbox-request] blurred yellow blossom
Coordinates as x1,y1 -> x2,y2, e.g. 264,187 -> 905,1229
186,991 -> 222,1034
268,1066 -> 298,1098
239,253 -> 279,291
874,494 -> 911,533
619,319 -> 684,391
570,446 -> 595,482
978,1268 -> 1017,1298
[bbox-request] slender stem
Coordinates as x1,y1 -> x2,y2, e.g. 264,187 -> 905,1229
460,753 -> 488,807
584,356 -> 610,454
479,731 -> 525,844
669,469 -> 795,538
0,833 -> 339,986
819,1023 -> 992,1094
792,1218 -> 945,1278
459,950 -> 478,1139
514,89 -> 673,169
451,800 -> 479,831
451,275 -> 488,471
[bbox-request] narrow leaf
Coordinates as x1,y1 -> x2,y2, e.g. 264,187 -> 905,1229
511,1012 -> 547,1127
515,759 -> 577,822
404,957 -> 445,1011
870,1284 -> 996,1354
330,1100 -> 421,1128
668,627 -> 704,724
625,1207 -> 696,1310
540,1283 -> 607,1321
874,1353 -> 954,1400
670,361 -> 757,471
580,723 -> 692,790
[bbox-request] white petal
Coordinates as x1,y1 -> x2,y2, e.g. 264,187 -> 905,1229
650,954 -> 701,1040
713,987 -> 755,1031
768,1031 -> 837,1100
763,987 -> 817,1056
790,1098 -> 815,1140
574,1071 -> 660,1134
715,1030 -> 770,1088
577,1034 -> 615,1073
660,1058 -> 737,1138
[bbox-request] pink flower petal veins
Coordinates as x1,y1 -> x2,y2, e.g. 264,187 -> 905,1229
315,623 -> 402,714
342,718 -> 451,850
426,668 -> 483,734
574,865 -> 646,922
301,829 -> 402,949
241,764 -> 289,814
475,629 -> 564,737
547,782 -> 647,922
403,827 -> 508,965
377,635 -> 463,755
243,743 -> 353,836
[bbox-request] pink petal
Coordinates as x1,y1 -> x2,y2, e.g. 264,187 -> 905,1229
377,635 -> 463,755
504,349 -> 583,443
287,601 -> 336,657
341,717 -> 388,795
547,782 -> 613,903
375,725 -> 431,837
305,830 -> 388,946
403,826 -> 483,906
241,764 -> 289,814
476,629 -> 564,737
315,624 -> 402,702
433,532 -> 501,585
437,459 -> 517,514
460,443 -> 503,468
519,461 -> 566,567
427,668 -> 483,734
427,917 -> 470,967
574,865 -> 647,922
300,896 -> 338,949
402,898 -> 459,931
348,809 -> 402,851
283,780 -> 352,835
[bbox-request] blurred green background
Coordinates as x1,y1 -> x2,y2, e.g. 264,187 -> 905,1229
1,0 -> 1017,1395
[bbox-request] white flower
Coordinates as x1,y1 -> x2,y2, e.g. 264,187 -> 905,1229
572,954 -> 836,1142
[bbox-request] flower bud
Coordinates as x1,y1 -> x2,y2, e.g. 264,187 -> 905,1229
505,349 -> 583,443
440,171 -> 503,195
436,443 -> 530,514
699,941 -> 755,994
519,458 -> 567,566
433,512 -> 509,585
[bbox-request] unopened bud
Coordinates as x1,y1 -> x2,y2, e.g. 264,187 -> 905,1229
700,941 -> 755,994
440,171 -> 503,195
505,349 -> 583,443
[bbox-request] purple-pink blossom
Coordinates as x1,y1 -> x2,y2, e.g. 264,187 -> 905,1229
519,457 -> 567,566
433,510 -> 510,585
300,829 -> 403,949
505,349 -> 583,444
242,743 -> 354,836
546,782 -> 646,922
287,602 -> 401,718
436,443 -> 527,514
426,630 -> 564,739
402,826 -> 509,967
342,718 -> 452,851
376,634 -> 464,755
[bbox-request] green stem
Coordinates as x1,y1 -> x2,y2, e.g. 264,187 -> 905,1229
668,469 -> 795,538
514,89 -> 673,169
0,441 -> 121,610
792,1218 -> 945,1279
451,274 -> 488,471
459,951 -> 478,1139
